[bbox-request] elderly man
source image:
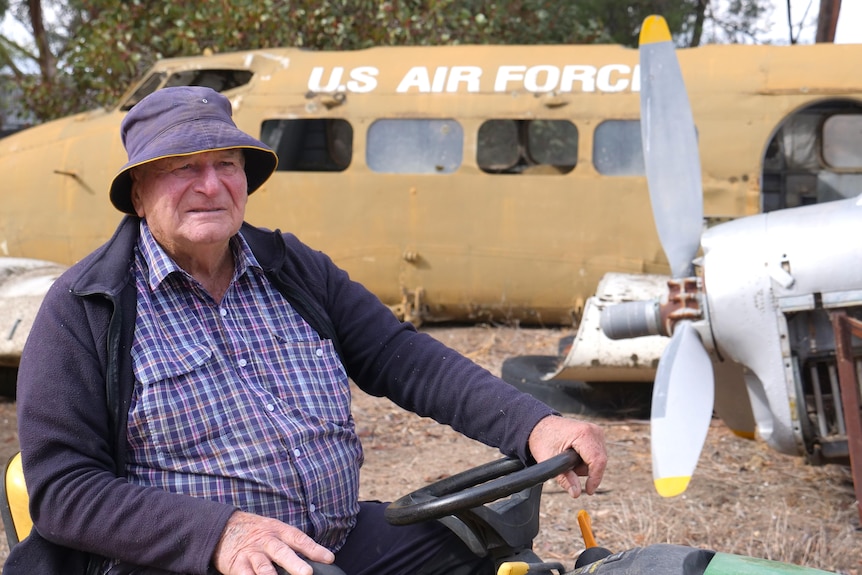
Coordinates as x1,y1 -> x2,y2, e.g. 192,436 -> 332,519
6,86 -> 606,575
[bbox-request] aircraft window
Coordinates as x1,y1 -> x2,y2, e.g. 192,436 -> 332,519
527,120 -> 577,169
477,119 -> 576,175
120,69 -> 254,111
822,115 -> 862,169
477,121 -> 520,171
260,119 -> 353,172
593,120 -> 645,176
367,119 -> 462,174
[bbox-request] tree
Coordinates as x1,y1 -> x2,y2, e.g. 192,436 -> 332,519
0,0 -> 783,123
700,0 -> 772,44
815,0 -> 841,43
0,0 -> 89,120
1,0 -> 611,121
559,0 -> 773,48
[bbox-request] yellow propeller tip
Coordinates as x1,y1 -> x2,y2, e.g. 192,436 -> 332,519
730,428 -> 756,440
639,15 -> 672,46
654,475 -> 691,498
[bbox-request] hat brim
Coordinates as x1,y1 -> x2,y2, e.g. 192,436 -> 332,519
110,146 -> 278,215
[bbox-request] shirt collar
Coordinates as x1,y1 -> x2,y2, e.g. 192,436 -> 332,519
137,219 -> 262,291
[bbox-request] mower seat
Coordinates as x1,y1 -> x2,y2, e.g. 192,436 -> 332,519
0,452 -> 32,548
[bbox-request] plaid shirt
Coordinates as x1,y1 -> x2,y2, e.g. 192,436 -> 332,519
125,221 -> 362,551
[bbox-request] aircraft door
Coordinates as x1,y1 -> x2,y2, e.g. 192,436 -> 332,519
761,99 -> 862,212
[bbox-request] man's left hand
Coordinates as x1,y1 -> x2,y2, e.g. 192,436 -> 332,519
527,415 -> 607,497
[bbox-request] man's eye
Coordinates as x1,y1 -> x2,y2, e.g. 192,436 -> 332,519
171,163 -> 200,177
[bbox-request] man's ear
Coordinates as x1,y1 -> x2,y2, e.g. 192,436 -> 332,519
129,170 -> 145,217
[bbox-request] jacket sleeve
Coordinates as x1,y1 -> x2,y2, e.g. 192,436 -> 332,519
17,273 -> 235,575
284,236 -> 557,464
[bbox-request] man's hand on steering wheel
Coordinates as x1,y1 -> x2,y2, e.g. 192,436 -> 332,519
527,415 -> 607,498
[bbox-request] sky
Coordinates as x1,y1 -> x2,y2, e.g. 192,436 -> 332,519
827,1 -> 859,43
767,0 -> 861,44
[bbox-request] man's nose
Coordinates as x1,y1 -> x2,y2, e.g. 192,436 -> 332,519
194,164 -> 224,193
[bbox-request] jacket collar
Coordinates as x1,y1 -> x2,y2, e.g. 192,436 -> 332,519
69,216 -> 288,298
239,222 -> 288,273
70,215 -> 139,298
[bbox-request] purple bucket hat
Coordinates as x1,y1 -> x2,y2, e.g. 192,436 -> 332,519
109,86 -> 278,214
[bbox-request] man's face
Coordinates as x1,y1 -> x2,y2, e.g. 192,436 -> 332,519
130,149 -> 248,256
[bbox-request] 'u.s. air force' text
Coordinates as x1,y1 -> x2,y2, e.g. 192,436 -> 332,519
308,64 -> 641,94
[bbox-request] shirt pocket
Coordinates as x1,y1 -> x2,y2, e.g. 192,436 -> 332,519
131,341 -> 226,457
267,337 -> 352,425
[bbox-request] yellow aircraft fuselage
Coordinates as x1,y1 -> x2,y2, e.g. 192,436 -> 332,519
1,42 -> 861,326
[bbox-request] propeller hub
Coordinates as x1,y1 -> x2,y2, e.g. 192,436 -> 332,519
661,277 -> 705,336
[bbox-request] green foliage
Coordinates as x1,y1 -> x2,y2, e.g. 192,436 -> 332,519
572,0 -> 695,47
7,0 -> 613,121
568,0 -> 769,47
2,0 -> 768,123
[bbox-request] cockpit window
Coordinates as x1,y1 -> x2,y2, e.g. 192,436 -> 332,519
120,69 -> 253,111
477,119 -> 577,175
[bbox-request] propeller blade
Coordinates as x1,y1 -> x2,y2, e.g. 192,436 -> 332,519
639,15 -> 703,279
650,321 -> 714,497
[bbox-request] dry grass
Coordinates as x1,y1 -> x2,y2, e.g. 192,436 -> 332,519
389,325 -> 862,575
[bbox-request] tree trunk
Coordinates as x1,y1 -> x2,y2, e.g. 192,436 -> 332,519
816,0 -> 842,43
689,0 -> 708,47
27,0 -> 57,81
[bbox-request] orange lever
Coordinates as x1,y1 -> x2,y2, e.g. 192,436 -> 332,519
577,509 -> 597,548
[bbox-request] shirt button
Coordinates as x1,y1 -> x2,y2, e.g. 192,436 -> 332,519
309,503 -> 316,513
238,358 -> 247,367
220,308 -> 227,317
266,403 -> 275,412
315,348 -> 323,357
293,448 -> 301,457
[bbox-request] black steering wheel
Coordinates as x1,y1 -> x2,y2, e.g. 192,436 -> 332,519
384,449 -> 582,525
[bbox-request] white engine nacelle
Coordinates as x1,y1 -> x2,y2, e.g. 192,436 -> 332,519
703,194 -> 862,461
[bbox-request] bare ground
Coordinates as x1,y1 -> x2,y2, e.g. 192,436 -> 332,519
0,325 -> 859,573
357,325 -> 862,575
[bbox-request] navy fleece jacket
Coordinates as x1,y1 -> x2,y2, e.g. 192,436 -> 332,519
6,216 -> 555,575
